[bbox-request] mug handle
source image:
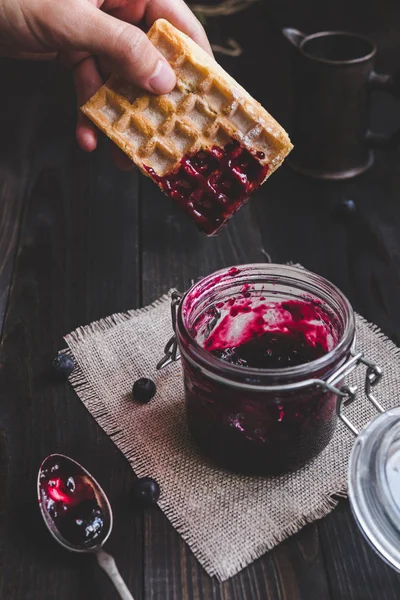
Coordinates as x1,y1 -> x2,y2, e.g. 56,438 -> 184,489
282,28 -> 306,49
366,71 -> 400,150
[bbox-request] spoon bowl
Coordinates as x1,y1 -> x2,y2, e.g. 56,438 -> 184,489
37,453 -> 112,552
38,453 -> 134,600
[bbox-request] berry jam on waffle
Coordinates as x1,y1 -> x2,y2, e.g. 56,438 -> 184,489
145,141 -> 268,234
82,19 -> 292,234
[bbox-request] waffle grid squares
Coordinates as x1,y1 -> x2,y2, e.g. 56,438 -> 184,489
82,19 -> 292,235
83,23 -> 290,177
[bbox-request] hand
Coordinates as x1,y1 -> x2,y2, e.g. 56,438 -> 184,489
0,0 -> 212,169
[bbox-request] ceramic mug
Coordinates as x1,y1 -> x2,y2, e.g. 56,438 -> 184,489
283,28 -> 400,180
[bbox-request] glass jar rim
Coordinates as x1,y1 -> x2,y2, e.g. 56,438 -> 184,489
349,408 -> 400,573
176,264 -> 356,385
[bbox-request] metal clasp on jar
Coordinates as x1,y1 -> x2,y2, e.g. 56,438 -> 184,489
331,354 -> 384,435
156,290 -> 183,370
156,290 -> 385,433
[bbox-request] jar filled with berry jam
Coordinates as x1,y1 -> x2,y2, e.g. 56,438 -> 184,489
158,264 -> 383,475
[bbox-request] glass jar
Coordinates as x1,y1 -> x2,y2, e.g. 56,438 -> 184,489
158,263 -> 400,571
162,264 -> 360,475
348,407 -> 400,573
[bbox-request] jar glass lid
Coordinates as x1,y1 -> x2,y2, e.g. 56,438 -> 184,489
348,407 -> 400,571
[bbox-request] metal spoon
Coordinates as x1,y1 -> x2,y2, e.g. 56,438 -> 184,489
37,453 -> 134,600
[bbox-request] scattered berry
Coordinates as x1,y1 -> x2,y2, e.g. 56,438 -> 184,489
334,199 -> 357,222
53,354 -> 75,378
132,378 -> 156,403
341,199 -> 356,213
132,477 -> 160,507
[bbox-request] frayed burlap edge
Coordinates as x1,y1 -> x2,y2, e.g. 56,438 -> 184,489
62,295 -> 400,581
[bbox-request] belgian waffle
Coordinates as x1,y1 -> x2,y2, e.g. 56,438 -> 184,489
82,18 -> 293,234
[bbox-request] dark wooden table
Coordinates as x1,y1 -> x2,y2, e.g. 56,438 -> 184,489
2,1 -> 400,598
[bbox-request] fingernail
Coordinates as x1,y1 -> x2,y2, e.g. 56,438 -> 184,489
149,60 -> 176,94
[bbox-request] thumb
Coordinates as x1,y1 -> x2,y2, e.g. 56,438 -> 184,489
56,3 -> 176,94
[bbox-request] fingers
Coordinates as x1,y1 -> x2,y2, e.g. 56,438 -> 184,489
58,48 -> 90,69
73,52 -> 134,170
56,2 -> 176,94
61,0 -> 210,170
73,56 -> 103,151
145,0 -> 213,56
103,0 -> 212,56
0,45 -> 57,61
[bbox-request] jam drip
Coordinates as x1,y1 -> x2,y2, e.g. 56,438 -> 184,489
40,457 -> 105,546
145,141 -> 268,235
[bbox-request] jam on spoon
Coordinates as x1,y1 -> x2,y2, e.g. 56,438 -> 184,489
38,454 -> 135,599
39,455 -> 106,547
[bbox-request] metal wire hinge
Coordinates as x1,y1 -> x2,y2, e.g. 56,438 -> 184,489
334,355 -> 384,436
156,290 -> 183,370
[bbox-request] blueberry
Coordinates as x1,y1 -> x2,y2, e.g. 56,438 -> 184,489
334,199 -> 357,222
132,477 -> 160,507
341,199 -> 356,213
53,354 -> 75,378
132,378 -> 156,403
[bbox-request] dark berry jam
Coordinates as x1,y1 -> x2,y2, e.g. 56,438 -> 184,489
183,295 -> 345,475
210,330 -> 326,369
204,299 -> 331,369
144,140 -> 268,235
39,457 -> 106,546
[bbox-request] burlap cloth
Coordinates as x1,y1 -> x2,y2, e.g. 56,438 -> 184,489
64,290 -> 400,581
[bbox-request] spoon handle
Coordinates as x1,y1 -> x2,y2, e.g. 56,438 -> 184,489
96,548 -> 135,600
